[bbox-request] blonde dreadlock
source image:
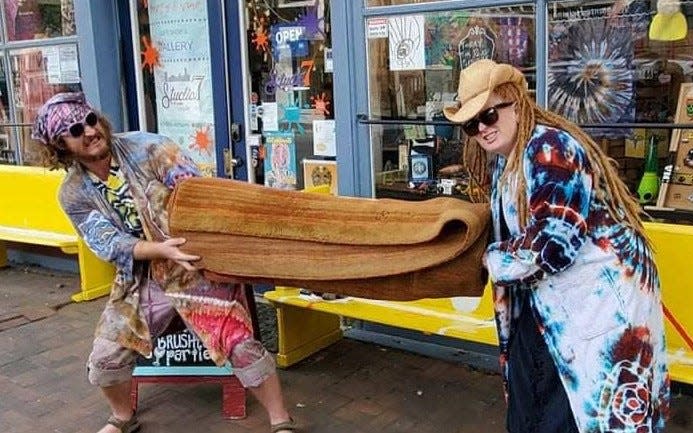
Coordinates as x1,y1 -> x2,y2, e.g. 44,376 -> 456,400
462,82 -> 647,240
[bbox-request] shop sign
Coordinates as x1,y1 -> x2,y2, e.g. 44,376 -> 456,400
263,60 -> 314,94
271,24 -> 311,60
148,0 -> 216,176
458,25 -> 496,70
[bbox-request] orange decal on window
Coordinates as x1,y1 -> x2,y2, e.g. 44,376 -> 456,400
189,125 -> 214,156
141,36 -> 160,73
311,92 -> 331,116
252,26 -> 270,53
300,60 -> 314,87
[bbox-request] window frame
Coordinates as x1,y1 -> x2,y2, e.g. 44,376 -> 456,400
0,0 -> 80,165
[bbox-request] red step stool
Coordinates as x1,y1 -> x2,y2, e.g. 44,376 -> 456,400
130,373 -> 246,419
129,326 -> 247,419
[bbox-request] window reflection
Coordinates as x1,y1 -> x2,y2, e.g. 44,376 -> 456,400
548,0 -> 693,194
9,45 -> 81,164
3,0 -> 76,41
366,6 -> 535,199
245,0 -> 335,191
0,60 -> 12,164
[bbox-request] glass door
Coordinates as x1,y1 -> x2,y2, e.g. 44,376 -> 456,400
241,0 -> 337,193
127,0 -> 235,178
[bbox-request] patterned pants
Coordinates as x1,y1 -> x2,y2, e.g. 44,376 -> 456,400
86,279 -> 275,388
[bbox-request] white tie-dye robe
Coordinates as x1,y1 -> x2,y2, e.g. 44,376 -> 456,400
485,125 -> 669,432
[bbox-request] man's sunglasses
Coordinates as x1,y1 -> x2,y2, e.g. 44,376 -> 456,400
67,112 -> 98,138
462,102 -> 514,136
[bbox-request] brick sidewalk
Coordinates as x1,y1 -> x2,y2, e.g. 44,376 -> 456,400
1,266 -> 691,433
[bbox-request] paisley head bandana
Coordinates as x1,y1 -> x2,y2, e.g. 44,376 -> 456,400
31,92 -> 95,148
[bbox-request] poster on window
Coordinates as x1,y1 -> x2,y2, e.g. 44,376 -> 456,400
457,24 -> 497,70
547,1 -> 649,138
264,131 -> 298,190
388,15 -> 425,71
43,45 -> 80,84
424,12 -> 469,68
148,0 -> 216,176
312,119 -> 336,156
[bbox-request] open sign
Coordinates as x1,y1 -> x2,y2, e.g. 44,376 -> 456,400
274,26 -> 305,45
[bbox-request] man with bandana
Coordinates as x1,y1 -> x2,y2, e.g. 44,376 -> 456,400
31,92 -> 297,433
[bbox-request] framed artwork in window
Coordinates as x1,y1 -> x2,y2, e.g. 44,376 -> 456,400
409,153 -> 432,183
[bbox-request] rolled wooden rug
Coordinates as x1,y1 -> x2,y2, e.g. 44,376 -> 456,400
168,178 -> 490,301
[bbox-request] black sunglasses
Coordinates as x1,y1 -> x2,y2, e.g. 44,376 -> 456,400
67,112 -> 98,138
462,102 -> 514,136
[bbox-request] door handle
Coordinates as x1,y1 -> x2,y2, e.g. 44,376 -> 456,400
223,149 -> 244,178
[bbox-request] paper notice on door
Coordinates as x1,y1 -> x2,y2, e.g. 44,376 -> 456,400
367,18 -> 388,39
43,45 -> 80,84
388,15 -> 425,71
324,48 -> 333,73
261,102 -> 279,131
312,119 -> 336,157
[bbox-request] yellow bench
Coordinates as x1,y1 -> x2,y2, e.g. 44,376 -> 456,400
0,165 -> 114,302
265,221 -> 693,386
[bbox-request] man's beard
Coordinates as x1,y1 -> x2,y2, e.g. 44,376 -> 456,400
81,145 -> 111,163
79,132 -> 112,163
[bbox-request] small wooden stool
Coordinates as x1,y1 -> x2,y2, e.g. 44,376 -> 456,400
130,373 -> 246,419
130,324 -> 247,419
130,286 -> 260,420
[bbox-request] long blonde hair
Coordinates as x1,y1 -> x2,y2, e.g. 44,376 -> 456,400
463,82 -> 646,238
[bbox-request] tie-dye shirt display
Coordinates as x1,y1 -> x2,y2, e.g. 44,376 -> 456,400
58,132 -> 254,365
485,125 -> 669,432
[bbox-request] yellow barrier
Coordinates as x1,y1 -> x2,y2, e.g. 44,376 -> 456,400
646,222 -> 693,385
265,220 -> 693,385
0,165 -> 114,302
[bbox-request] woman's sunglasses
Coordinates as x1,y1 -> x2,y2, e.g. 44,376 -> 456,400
67,112 -> 98,138
462,102 -> 514,136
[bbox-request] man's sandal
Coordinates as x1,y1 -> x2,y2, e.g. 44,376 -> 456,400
106,414 -> 141,433
271,417 -> 297,433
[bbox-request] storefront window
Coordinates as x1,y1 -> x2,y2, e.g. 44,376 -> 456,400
548,0 -> 693,207
366,6 -> 535,199
3,0 -> 76,41
8,45 -> 80,164
0,0 -> 82,165
244,0 -> 336,192
0,0 -> 79,165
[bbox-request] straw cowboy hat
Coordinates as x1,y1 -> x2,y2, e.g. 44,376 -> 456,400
443,59 -> 526,124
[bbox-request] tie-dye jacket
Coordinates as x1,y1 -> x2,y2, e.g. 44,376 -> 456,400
485,125 -> 669,432
58,132 -> 253,365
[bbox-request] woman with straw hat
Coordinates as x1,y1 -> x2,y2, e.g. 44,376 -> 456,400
444,59 -> 669,433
